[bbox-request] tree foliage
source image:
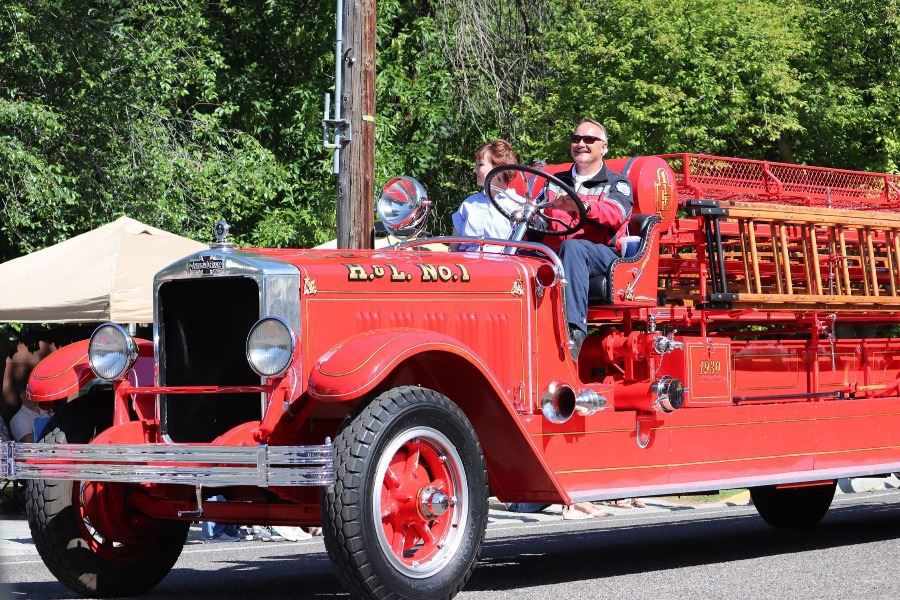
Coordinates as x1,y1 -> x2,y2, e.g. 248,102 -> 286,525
514,0 -> 811,161
0,0 -> 335,263
793,0 -> 900,171
0,0 -> 897,267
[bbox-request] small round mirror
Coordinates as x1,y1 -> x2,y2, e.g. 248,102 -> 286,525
376,176 -> 430,238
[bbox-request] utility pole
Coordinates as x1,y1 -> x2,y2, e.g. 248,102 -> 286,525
331,0 -> 376,249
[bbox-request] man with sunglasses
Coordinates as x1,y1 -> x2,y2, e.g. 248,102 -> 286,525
538,118 -> 633,360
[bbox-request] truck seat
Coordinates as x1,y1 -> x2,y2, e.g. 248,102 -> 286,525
588,214 -> 661,304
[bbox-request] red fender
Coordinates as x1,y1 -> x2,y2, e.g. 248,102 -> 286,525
91,420 -> 146,444
308,328 -> 510,403
27,339 -> 154,403
88,420 -> 261,446
308,328 -> 570,503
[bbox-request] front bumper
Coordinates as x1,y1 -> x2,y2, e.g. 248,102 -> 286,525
0,440 -> 334,487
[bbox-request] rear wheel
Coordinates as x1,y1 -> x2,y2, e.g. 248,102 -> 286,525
322,386 -> 488,599
750,482 -> 836,529
26,394 -> 189,597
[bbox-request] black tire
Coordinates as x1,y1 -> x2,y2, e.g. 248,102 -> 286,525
322,386 -> 488,600
750,482 -> 837,529
26,393 -> 189,598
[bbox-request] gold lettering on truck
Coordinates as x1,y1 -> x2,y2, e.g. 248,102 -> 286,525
457,264 -> 471,282
347,264 -> 368,281
389,264 -> 411,281
345,263 -> 471,284
698,360 -> 722,376
437,265 -> 453,281
655,167 -> 672,216
419,264 -> 439,282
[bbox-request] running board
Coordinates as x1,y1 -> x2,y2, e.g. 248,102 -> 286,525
0,441 -> 334,487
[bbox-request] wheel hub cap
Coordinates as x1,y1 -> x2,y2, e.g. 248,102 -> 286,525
419,487 -> 455,520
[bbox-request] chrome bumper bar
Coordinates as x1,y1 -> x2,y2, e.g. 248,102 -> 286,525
0,440 -> 334,487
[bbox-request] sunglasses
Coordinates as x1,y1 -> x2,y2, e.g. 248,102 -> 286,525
570,134 -> 607,145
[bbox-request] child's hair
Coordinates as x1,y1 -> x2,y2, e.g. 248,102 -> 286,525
476,139 -> 518,183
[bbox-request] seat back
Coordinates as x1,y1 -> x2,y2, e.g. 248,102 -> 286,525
525,157 -> 676,306
533,157 -> 677,228
605,157 -> 677,230
587,214 -> 662,304
628,213 -> 657,241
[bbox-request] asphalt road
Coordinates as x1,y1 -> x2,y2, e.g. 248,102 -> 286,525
2,490 -> 899,600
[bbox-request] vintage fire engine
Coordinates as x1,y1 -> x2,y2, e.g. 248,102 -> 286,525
3,154 -> 900,599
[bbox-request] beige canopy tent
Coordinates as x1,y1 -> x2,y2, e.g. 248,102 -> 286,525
0,216 -> 206,323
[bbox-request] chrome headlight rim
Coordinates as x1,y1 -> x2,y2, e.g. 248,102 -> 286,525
88,323 -> 139,381
245,316 -> 296,378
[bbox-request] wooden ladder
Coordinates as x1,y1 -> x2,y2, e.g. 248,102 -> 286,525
691,200 -> 900,309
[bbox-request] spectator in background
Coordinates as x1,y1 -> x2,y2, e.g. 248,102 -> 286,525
201,495 -> 246,543
0,415 -> 10,442
2,337 -> 54,425
10,389 -> 52,443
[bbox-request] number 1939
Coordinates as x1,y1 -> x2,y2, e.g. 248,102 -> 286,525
698,360 -> 722,376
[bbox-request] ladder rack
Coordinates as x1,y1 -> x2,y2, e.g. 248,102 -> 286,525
687,200 -> 900,309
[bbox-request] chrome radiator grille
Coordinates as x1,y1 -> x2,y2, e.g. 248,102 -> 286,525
158,277 -> 262,442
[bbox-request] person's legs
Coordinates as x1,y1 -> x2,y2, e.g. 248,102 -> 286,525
560,240 -> 618,333
202,520 -> 224,539
202,495 -> 226,539
506,502 -> 550,513
562,502 -> 612,519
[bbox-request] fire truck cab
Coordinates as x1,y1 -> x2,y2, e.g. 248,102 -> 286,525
3,153 -> 900,599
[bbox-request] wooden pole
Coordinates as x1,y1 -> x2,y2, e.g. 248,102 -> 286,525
769,222 -> 783,294
747,220 -> 762,293
779,224 -> 793,295
337,0 -> 376,249
739,221 -> 752,293
865,229 -> 879,296
808,225 -> 823,295
886,231 -> 897,296
838,228 -> 851,295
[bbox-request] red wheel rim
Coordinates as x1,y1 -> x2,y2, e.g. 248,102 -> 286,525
374,426 -> 468,578
75,481 -> 161,563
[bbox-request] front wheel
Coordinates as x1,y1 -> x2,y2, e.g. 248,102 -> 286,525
322,386 -> 488,599
750,482 -> 836,529
26,394 -> 189,597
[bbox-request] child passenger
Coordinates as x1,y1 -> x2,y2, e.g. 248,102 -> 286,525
451,139 -> 522,253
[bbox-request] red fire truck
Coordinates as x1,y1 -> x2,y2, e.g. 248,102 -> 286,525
3,154 -> 900,599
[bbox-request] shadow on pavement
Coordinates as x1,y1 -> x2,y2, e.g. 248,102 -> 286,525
6,498 -> 899,599
467,499 -> 900,593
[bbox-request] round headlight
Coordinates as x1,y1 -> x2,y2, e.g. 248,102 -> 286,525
246,317 -> 295,377
88,323 -> 138,381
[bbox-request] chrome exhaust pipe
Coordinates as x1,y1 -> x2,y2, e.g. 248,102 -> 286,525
542,382 -> 607,423
574,389 -> 606,416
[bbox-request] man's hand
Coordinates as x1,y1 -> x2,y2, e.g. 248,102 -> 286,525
551,192 -> 588,211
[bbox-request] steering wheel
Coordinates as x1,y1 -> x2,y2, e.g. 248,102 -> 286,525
483,164 -> 587,237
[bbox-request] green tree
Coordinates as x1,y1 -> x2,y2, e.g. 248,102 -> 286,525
793,0 -> 900,171
514,0 -> 811,163
0,1 -> 325,263
1,0 -> 896,268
